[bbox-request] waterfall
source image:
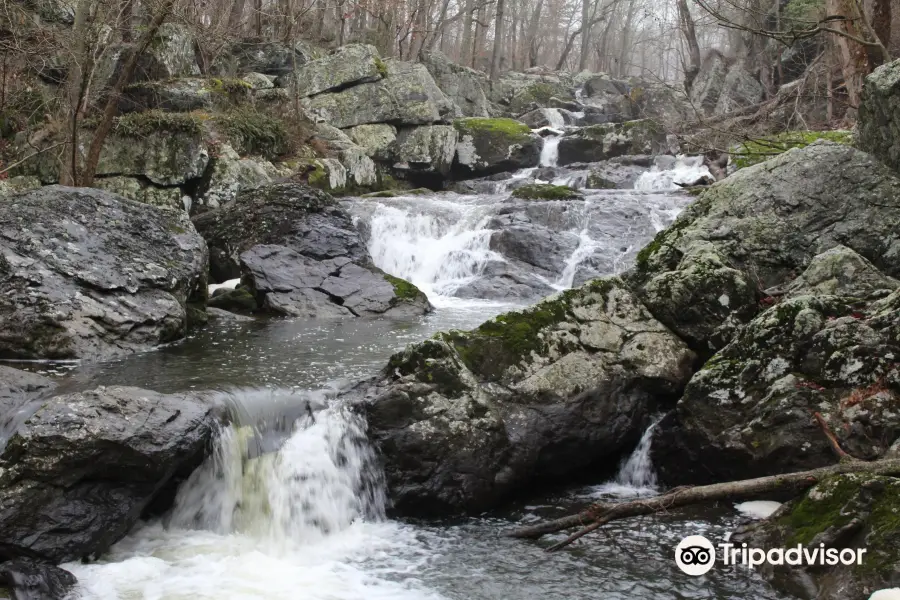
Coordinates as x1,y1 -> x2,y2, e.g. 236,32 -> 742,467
634,156 -> 712,191
545,108 -> 566,130
362,197 -> 501,302
168,395 -> 385,544
588,416 -> 662,498
540,136 -> 561,168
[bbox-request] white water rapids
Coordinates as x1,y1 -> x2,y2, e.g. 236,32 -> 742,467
56,158 -> 787,600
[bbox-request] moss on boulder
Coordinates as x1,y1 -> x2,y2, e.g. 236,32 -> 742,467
511,184 -> 581,200
452,117 -> 541,177
731,130 -> 853,169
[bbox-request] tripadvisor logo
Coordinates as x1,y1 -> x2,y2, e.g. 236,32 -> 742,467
674,535 -> 868,576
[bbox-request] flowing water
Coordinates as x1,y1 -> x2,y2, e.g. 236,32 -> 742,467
26,160 -> 787,600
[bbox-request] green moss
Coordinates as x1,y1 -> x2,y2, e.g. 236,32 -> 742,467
511,184 -> 581,200
208,287 -> 257,313
435,288 -> 582,381
732,130 -> 853,169
213,107 -> 289,158
384,274 -> 423,300
307,162 -> 330,189
783,0 -> 824,24
374,56 -> 388,78
98,110 -> 205,138
207,77 -> 253,95
453,118 -> 532,144
783,475 -> 860,545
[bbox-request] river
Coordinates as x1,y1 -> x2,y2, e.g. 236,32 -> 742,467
32,150 -> 790,600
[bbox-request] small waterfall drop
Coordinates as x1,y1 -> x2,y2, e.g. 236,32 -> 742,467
362,197 -> 502,302
540,136 -> 561,167
169,399 -> 385,545
635,156 -> 712,191
588,416 -> 662,498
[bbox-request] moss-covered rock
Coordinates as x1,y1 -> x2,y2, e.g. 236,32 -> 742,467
510,183 -> 580,200
276,44 -> 384,98
91,176 -> 185,210
732,474 -> 900,600
421,51 -> 490,118
356,276 -> 695,514
557,119 -> 666,165
119,78 -> 252,113
390,125 -> 458,176
452,117 -> 541,177
302,59 -> 457,128
653,247 -> 900,486
859,59 -> 900,175
208,286 -> 258,313
626,142 -> 900,357
508,80 -> 574,115
731,130 -> 853,169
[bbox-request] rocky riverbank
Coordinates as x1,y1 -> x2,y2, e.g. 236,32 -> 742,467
1,36 -> 900,600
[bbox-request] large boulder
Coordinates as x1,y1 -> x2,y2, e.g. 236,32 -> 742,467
626,142 -> 900,356
276,44 -> 384,98
344,124 -> 398,159
92,176 -> 186,210
689,52 -> 763,116
0,187 -> 208,361
118,78 -> 252,113
654,246 -> 900,485
421,52 -> 490,117
241,245 -> 431,318
452,118 -> 542,177
303,60 -> 457,128
94,123 -> 210,187
193,143 -> 281,213
192,183 -> 366,281
132,24 -> 200,82
0,386 -> 216,563
192,183 -> 430,318
390,125 -> 458,176
859,58 -> 900,174
557,120 -> 667,165
215,39 -> 323,76
354,277 -> 695,514
732,474 -> 900,600
309,124 -> 378,189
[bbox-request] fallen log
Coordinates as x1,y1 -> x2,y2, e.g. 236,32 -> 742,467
504,458 -> 900,550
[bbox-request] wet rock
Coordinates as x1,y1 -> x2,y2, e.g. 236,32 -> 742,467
276,44 -> 384,98
731,474 -> 900,600
627,142 -> 900,356
206,307 -> 254,321
241,244 -> 431,318
207,287 -> 258,313
654,247 -> 900,485
557,120 -> 666,165
0,559 -> 77,600
303,60 -> 457,128
452,118 -> 542,177
0,186 -> 208,361
421,51 -> 490,117
0,386 -> 216,562
859,58 -> 900,174
0,367 -> 57,439
356,277 -> 695,514
192,183 -> 365,282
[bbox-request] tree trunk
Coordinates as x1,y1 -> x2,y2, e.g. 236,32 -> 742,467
506,458 -> 900,547
61,0 -> 92,186
870,0 -> 891,51
677,0 -> 701,93
490,0 -> 505,79
526,0 -> 545,67
578,0 -> 592,70
826,0 -> 872,109
460,0 -> 475,65
81,0 -> 176,187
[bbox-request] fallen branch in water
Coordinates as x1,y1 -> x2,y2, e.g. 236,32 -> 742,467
505,458 -> 900,550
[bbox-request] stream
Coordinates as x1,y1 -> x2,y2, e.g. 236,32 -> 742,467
24,125 -> 791,599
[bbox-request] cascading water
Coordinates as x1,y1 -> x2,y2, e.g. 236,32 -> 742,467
635,155 -> 713,191
588,416 -> 663,498
538,109 -> 565,168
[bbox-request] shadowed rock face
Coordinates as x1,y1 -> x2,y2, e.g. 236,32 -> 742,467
352,277 -> 695,515
0,186 -> 208,361
0,558 -> 77,600
193,183 -> 431,319
0,367 -> 57,442
0,386 -> 217,563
